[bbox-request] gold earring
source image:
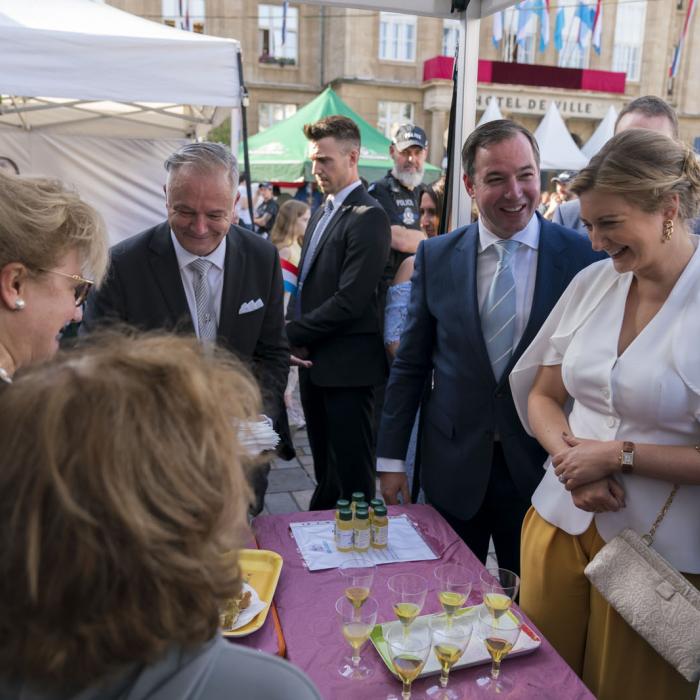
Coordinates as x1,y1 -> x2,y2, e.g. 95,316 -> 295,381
662,219 -> 673,243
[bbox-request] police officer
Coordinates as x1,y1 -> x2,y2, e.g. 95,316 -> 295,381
369,124 -> 429,305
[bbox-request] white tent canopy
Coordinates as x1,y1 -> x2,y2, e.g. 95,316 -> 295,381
477,98 -> 504,127
582,105 -> 618,158
0,0 -> 240,135
534,102 -> 589,171
0,0 -> 242,243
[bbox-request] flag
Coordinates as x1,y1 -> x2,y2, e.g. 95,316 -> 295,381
539,0 -> 551,51
576,1 -> 595,48
281,0 -> 289,46
670,0 -> 696,77
493,11 -> 503,47
517,0 -> 535,45
281,257 -> 299,297
554,6 -> 565,51
591,0 -> 602,53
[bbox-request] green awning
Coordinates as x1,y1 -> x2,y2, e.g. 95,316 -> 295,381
240,86 -> 442,184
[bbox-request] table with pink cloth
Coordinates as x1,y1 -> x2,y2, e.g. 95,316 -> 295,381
250,504 -> 595,700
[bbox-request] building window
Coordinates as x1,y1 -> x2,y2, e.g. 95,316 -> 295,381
612,1 -> 646,81
162,0 -> 206,31
258,4 -> 298,65
501,6 -> 536,64
377,102 -> 415,140
554,5 -> 590,69
442,19 -> 461,57
379,12 -> 417,62
258,102 -> 297,132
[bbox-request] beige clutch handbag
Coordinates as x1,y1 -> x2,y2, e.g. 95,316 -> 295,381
584,485 -> 700,682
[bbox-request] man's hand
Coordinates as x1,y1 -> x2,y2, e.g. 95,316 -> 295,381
553,433 -> 619,490
380,472 -> 410,505
290,354 -> 312,368
391,225 -> 426,254
570,477 -> 625,513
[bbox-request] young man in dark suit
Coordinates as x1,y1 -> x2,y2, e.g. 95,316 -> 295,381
286,116 -> 391,510
377,120 -> 605,574
83,142 -> 289,512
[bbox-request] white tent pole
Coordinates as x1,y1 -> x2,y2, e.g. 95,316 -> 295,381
450,0 -> 481,228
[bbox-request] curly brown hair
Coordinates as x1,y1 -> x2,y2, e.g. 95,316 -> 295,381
0,332 -> 260,690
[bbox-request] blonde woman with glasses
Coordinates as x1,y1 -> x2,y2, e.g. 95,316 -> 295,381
0,172 -> 108,382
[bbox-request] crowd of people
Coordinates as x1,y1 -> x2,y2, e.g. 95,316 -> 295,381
0,92 -> 698,700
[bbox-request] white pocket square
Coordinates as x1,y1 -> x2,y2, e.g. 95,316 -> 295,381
239,298 -> 264,314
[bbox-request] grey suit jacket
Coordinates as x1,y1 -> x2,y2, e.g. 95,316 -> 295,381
552,198 -> 588,236
377,214 -> 605,520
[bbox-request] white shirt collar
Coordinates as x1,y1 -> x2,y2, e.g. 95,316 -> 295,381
477,213 -> 540,253
327,179 -> 362,210
170,230 -> 227,271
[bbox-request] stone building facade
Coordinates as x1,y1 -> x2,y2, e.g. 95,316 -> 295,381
108,0 -> 700,164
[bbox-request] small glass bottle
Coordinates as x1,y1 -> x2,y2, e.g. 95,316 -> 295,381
371,505 -> 388,549
369,498 -> 384,523
334,498 -> 350,539
353,508 -> 371,552
350,492 -> 365,514
336,508 -> 354,552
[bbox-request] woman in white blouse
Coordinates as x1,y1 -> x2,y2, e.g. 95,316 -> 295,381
510,129 -> 700,700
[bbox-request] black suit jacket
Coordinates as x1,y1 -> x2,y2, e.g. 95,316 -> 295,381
377,215 -> 605,520
286,184 -> 391,387
83,222 -> 289,419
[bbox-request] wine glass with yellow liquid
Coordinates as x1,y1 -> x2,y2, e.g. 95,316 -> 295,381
339,560 -> 376,613
426,612 -> 475,700
435,564 -> 472,622
479,567 -> 520,620
335,595 -> 379,679
386,619 -> 432,700
387,573 -> 429,632
474,606 -> 522,695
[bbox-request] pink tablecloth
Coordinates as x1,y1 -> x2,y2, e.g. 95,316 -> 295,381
252,504 -> 595,700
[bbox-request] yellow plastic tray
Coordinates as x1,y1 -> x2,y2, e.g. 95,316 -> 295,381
223,548 -> 283,638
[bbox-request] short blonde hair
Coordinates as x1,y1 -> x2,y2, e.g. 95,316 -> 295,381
0,332 -> 260,689
571,129 -> 700,221
0,172 -> 109,284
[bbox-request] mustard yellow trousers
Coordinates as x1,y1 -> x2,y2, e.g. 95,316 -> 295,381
520,507 -> 700,700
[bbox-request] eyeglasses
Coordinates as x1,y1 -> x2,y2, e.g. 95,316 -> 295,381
39,269 -> 94,306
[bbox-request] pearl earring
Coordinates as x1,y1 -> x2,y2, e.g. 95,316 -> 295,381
14,299 -> 26,310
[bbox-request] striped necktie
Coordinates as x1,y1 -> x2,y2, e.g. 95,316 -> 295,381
299,198 -> 335,285
481,239 -> 520,381
189,258 -> 217,341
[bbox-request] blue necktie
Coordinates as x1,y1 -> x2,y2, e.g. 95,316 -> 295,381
292,199 -> 335,320
481,240 -> 520,381
299,198 -> 335,285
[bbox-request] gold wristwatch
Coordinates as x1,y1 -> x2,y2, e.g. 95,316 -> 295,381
619,441 -> 635,473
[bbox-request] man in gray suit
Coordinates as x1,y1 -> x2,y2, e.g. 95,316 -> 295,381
553,95 -> 679,235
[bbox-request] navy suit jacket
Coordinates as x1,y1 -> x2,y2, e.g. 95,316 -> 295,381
377,214 -> 605,520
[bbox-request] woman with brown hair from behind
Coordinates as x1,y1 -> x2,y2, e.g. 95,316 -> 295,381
0,333 -> 321,700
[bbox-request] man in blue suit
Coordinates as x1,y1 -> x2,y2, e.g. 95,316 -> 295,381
377,120 -> 604,574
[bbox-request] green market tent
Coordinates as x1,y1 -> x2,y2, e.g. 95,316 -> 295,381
239,87 -> 442,185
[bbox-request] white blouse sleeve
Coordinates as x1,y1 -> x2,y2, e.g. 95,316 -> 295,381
509,259 -> 616,436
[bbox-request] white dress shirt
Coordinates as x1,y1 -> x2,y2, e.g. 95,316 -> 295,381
511,239 -> 700,573
170,231 -> 226,339
379,214 -> 541,473
318,179 -> 362,232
